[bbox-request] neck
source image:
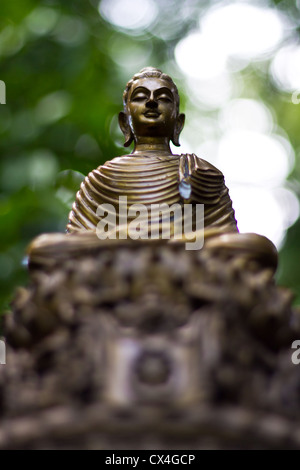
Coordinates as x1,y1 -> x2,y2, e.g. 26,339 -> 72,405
132,137 -> 173,155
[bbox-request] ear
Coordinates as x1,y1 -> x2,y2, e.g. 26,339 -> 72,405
171,113 -> 185,147
118,111 -> 134,147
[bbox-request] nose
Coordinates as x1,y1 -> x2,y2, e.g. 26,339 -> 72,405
146,93 -> 158,108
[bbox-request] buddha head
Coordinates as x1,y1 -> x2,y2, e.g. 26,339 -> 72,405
119,67 -> 185,148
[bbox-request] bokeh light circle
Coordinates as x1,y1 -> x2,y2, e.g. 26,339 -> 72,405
99,0 -> 157,31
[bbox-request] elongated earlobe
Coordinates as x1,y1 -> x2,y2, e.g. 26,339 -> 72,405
118,112 -> 134,147
171,113 -> 185,147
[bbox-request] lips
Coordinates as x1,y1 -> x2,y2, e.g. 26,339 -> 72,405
144,111 -> 160,117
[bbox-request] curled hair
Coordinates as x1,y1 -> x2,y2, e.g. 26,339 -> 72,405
123,67 -> 180,113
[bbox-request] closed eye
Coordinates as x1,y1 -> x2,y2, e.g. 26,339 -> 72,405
158,96 -> 172,102
131,93 -> 148,102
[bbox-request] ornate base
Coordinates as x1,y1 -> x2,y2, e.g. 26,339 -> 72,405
0,235 -> 299,449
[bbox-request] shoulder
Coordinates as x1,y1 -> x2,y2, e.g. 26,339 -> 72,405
192,154 -> 224,175
180,153 -> 224,179
97,154 -> 133,168
82,155 -> 134,179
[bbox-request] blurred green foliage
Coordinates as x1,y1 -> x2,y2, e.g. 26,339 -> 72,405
0,0 -> 299,319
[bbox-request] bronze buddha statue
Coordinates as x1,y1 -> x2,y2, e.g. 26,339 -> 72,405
64,67 -> 276,269
28,67 -> 277,270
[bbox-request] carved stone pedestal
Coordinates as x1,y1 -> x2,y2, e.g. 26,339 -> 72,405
0,235 -> 300,449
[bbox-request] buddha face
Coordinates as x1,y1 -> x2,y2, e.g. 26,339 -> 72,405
127,77 -> 178,139
119,76 -> 185,147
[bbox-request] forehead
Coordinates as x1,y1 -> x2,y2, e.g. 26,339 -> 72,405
129,77 -> 175,97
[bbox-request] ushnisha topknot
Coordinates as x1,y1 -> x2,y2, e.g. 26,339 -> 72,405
123,67 -> 180,114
